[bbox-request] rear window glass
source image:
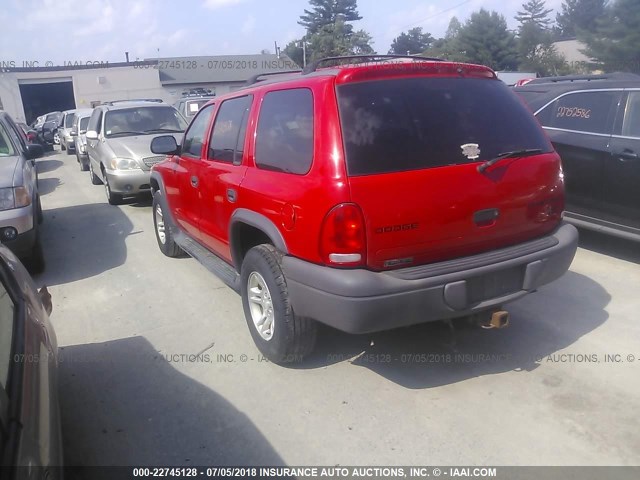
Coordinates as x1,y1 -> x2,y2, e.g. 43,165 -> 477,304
337,77 -> 552,176
255,89 -> 313,175
537,91 -> 619,134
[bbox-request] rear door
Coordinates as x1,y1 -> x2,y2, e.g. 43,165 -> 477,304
603,90 -> 640,227
535,89 -> 621,213
337,76 -> 562,269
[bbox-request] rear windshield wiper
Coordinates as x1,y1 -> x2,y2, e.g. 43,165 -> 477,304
477,149 -> 543,173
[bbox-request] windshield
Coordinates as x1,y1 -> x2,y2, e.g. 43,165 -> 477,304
0,123 -> 16,157
64,113 -> 75,128
80,117 -> 90,130
104,106 -> 188,137
337,77 -> 553,176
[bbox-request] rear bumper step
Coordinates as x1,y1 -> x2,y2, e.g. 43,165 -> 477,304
282,223 -> 578,333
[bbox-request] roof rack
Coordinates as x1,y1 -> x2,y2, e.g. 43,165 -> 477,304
301,54 -> 445,74
103,98 -> 165,105
525,72 -> 640,85
244,70 -> 303,86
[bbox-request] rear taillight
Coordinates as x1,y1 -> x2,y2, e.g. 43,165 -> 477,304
320,203 -> 366,267
527,195 -> 564,223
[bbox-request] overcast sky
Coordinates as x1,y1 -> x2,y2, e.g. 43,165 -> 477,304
0,0 -> 564,65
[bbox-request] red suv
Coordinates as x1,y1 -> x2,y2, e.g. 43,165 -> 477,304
149,55 -> 578,363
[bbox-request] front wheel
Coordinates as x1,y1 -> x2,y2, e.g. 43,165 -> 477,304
240,244 -> 317,364
152,192 -> 183,257
53,132 -> 60,145
89,161 -> 101,185
104,174 -> 123,205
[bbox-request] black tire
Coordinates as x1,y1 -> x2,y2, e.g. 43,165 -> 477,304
152,192 -> 183,257
61,143 -> 66,151
103,174 -> 123,205
240,244 -> 317,364
66,146 -> 73,155
25,232 -> 45,274
89,161 -> 101,185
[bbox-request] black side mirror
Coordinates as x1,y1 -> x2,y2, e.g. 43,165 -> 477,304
25,143 -> 44,160
151,135 -> 180,155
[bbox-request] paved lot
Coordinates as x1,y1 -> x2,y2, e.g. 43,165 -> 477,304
34,149 -> 640,468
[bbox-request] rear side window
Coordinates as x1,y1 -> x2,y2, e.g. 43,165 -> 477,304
255,89 -> 314,175
538,91 -> 619,134
337,77 -> 552,176
208,95 -> 252,164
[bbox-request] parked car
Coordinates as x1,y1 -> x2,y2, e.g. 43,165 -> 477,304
70,109 -> 93,171
0,111 -> 45,272
85,100 -> 187,204
34,112 -> 62,151
59,109 -> 79,154
149,55 -> 579,364
514,72 -> 640,241
173,96 -> 215,119
0,243 -> 62,477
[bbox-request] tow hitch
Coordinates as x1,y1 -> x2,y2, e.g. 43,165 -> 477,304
481,310 -> 510,329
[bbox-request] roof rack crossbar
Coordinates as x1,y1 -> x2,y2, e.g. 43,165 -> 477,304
301,54 -> 445,74
244,70 -> 303,86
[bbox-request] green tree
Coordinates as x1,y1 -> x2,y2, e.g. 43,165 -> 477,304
515,0 -> 566,75
454,9 -> 519,70
580,0 -> 640,73
517,22 -> 569,75
555,0 -> 607,39
299,0 -> 362,34
286,0 -> 374,68
515,0 -> 554,29
423,17 -> 469,60
389,27 -> 434,55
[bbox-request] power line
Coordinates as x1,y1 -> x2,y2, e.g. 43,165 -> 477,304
398,0 -> 473,32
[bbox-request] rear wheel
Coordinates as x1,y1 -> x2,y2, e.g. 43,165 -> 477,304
240,244 -> 317,364
152,192 -> 182,257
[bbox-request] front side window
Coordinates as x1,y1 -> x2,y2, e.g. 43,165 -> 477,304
88,109 -> 102,133
621,92 -> 640,138
103,107 -> 187,137
538,91 -> 619,135
338,77 -> 552,176
181,104 -> 214,157
255,89 -> 314,175
208,95 -> 252,163
79,117 -> 90,132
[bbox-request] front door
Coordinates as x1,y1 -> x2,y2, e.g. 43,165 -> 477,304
198,95 -> 253,262
169,104 -> 215,240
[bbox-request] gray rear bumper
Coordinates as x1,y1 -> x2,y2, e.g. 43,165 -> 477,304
282,223 -> 579,333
